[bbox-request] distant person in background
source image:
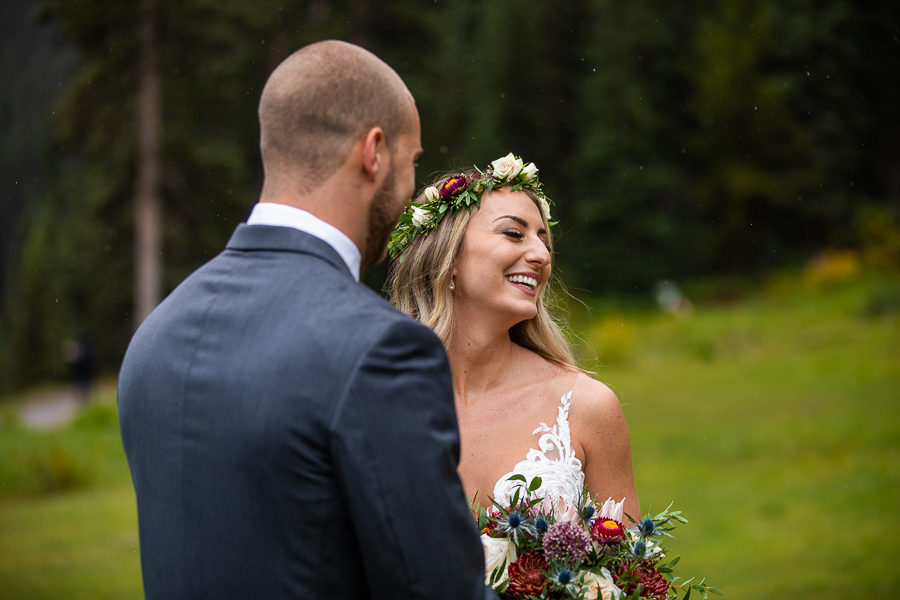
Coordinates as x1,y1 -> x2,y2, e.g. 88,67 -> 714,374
117,40 -> 493,599
61,332 -> 96,403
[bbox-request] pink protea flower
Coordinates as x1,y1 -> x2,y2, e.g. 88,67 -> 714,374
557,502 -> 580,523
599,497 -> 625,522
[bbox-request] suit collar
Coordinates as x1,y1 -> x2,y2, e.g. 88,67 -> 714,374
226,224 -> 355,279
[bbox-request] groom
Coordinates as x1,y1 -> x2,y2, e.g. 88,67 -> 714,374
118,40 -> 493,599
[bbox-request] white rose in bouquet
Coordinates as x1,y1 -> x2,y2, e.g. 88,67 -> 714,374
491,153 -> 524,181
480,533 -> 517,585
583,567 -> 622,600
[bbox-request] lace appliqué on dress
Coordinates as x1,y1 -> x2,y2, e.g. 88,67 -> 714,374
492,391 -> 585,508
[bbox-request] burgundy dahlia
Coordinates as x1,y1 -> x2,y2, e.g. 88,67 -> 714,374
506,551 -> 548,598
615,561 -> 669,599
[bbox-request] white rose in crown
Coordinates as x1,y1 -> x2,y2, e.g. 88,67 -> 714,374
539,197 -> 552,222
521,162 -> 539,182
491,153 -> 524,181
423,185 -> 440,202
480,533 -> 516,585
410,206 -> 433,228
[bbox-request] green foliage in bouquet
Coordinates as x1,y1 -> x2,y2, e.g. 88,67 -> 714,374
472,475 -> 723,600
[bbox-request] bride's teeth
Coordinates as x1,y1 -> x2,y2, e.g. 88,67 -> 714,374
506,275 -> 537,288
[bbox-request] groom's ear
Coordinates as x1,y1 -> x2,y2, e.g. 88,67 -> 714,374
360,127 -> 386,181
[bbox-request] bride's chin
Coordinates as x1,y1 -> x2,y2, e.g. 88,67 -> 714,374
505,307 -> 538,328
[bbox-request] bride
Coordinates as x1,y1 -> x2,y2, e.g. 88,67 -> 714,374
388,153 -> 639,518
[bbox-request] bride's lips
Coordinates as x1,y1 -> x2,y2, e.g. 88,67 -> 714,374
505,272 -> 539,296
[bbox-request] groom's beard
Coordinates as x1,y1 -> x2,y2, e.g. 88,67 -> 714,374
360,166 -> 400,271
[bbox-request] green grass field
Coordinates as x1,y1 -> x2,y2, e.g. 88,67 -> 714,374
573,271 -> 900,598
1,269 -> 897,598
0,397 -> 141,599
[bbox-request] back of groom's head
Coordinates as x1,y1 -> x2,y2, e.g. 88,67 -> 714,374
258,40 -> 413,194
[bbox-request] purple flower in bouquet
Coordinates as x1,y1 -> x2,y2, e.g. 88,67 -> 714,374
542,521 -> 591,566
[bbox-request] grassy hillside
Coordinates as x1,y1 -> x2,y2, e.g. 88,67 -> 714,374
0,269 -> 897,598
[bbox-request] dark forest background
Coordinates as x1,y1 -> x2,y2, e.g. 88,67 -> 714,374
1,0 -> 898,392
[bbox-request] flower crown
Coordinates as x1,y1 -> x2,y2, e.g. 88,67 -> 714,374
388,153 -> 554,259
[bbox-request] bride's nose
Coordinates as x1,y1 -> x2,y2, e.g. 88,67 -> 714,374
525,237 -> 551,267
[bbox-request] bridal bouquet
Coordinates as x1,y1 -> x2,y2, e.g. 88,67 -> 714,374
472,476 -> 721,600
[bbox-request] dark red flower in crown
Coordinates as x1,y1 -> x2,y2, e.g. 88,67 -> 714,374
440,175 -> 468,197
506,551 -> 548,598
591,517 -> 626,544
615,561 -> 669,599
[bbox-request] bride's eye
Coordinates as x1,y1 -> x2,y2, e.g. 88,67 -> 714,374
502,230 -> 525,239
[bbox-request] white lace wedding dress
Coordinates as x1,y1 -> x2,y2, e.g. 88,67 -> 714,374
491,391 -> 585,508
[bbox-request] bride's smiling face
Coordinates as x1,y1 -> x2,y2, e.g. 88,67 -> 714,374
453,189 -> 551,325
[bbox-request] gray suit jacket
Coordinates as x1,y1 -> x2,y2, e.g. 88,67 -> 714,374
119,224 -> 493,599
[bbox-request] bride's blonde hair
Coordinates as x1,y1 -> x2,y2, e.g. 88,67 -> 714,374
388,171 -> 579,370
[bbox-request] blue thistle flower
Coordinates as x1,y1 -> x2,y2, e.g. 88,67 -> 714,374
499,511 -> 535,542
640,518 -> 657,536
631,540 -> 647,559
581,505 -> 596,522
548,566 -> 578,594
535,518 -> 549,534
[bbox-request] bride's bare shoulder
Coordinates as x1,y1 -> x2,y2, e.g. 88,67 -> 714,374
569,372 -> 628,435
569,373 -> 639,517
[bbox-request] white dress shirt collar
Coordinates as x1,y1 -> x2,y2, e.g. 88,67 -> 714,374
246,202 -> 361,281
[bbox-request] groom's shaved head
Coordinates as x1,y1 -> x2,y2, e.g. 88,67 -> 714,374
259,40 -> 414,193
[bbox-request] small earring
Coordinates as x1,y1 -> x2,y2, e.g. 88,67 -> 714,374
449,280 -> 455,291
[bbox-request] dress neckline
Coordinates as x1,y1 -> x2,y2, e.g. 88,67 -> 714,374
491,390 -> 586,508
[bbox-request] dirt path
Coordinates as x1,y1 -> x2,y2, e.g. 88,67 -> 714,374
16,387 -> 83,430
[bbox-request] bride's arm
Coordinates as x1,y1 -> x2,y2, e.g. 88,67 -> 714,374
571,373 -> 641,521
